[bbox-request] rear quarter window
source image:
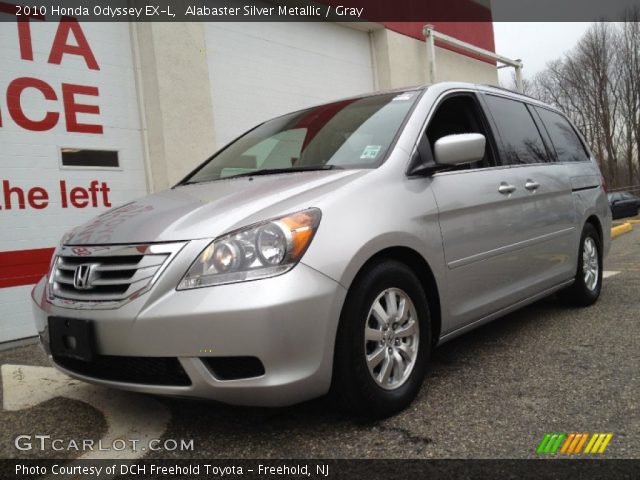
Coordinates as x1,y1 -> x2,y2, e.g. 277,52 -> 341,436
484,95 -> 549,165
535,107 -> 590,162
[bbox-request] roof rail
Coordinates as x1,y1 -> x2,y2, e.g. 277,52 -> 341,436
479,84 -> 539,102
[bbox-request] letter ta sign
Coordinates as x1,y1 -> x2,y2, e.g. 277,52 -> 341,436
18,16 -> 100,71
0,14 -> 103,134
48,18 -> 100,70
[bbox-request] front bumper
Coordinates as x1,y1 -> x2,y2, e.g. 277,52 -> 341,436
31,260 -> 346,407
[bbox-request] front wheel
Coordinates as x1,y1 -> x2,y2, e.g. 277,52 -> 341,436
331,260 -> 431,419
559,223 -> 602,307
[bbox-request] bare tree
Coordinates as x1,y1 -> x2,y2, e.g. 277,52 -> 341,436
503,21 -> 640,189
618,11 -> 640,186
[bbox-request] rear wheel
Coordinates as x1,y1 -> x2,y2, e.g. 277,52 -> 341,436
559,223 -> 602,306
331,260 -> 431,419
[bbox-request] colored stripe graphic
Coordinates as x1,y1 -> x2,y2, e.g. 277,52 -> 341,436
536,434 -> 552,454
537,433 -> 565,454
539,433 -> 613,455
567,433 -> 588,454
584,434 -> 598,453
585,433 -> 613,454
574,433 -> 589,453
550,434 -> 565,453
560,433 -> 575,454
598,434 -> 613,453
0,247 -> 55,288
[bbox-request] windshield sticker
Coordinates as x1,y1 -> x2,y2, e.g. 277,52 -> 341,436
361,145 -> 382,159
392,92 -> 415,101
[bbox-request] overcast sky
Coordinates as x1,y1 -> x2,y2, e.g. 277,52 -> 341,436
493,22 -> 592,85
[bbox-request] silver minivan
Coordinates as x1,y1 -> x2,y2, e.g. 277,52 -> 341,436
31,82 -> 611,418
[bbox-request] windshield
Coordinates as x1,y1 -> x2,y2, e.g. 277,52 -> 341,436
181,90 -> 421,184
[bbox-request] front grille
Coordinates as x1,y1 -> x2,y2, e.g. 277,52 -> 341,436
201,356 -> 265,380
51,244 -> 183,303
53,355 -> 192,386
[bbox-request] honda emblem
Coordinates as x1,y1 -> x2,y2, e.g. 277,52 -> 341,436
73,264 -> 98,290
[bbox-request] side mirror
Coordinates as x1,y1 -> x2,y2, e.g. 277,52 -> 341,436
434,133 -> 486,167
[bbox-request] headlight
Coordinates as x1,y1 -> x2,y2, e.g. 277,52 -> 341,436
177,208 -> 321,289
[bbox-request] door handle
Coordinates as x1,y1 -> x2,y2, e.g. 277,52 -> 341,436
525,180 -> 540,191
498,182 -> 516,195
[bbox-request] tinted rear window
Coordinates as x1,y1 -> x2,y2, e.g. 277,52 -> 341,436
535,107 -> 590,162
485,95 -> 548,165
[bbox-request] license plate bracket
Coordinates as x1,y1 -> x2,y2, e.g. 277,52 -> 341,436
48,317 -> 95,362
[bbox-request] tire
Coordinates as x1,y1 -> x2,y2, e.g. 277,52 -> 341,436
558,223 -> 602,307
331,260 -> 431,419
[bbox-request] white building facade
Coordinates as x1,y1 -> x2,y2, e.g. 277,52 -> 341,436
0,14 -> 497,342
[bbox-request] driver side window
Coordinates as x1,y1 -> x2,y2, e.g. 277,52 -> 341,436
426,94 -> 495,170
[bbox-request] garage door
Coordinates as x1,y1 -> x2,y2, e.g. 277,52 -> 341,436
0,17 -> 147,342
205,22 -> 375,146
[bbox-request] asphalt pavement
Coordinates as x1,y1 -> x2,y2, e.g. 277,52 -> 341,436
1,228 -> 639,460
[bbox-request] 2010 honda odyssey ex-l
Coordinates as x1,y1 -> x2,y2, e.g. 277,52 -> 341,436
31,82 -> 611,418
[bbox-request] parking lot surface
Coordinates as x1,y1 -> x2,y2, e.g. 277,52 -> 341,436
1,228 -> 639,459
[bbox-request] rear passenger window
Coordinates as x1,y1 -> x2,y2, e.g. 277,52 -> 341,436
535,107 -> 590,162
484,95 -> 548,165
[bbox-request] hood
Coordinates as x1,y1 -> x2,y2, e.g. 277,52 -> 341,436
65,170 -> 367,245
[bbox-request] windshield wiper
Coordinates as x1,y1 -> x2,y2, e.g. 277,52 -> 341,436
180,165 -> 343,186
224,165 -> 344,179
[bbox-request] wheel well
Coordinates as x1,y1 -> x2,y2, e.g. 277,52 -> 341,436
353,247 -> 442,344
585,215 -> 603,242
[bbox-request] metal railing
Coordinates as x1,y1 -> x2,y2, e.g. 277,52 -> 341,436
423,25 -> 524,93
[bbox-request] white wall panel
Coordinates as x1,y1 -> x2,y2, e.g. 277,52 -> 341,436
0,20 -> 146,341
205,22 -> 375,146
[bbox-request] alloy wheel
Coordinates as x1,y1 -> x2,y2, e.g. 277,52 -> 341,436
364,288 -> 420,390
583,236 -> 599,291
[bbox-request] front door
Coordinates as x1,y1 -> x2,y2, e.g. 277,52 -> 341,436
425,92 -> 574,334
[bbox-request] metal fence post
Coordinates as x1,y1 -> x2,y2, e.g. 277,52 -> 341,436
423,25 -> 437,84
